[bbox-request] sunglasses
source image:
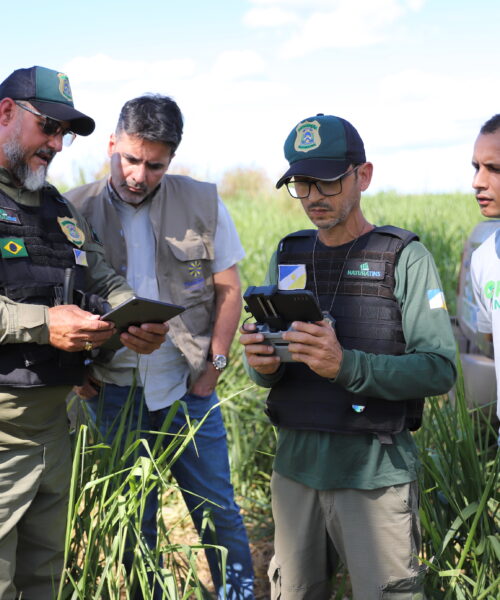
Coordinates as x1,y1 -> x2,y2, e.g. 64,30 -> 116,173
14,101 -> 76,147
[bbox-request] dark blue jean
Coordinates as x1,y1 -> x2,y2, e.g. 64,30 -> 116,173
85,384 -> 254,599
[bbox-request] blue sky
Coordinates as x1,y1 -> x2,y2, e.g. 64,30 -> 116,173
3,0 -> 499,193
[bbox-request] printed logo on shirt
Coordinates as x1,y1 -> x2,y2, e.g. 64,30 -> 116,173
484,280 -> 500,309
278,264 -> 306,290
0,207 -> 21,225
0,237 -> 28,258
427,289 -> 448,311
73,248 -> 88,266
184,260 -> 205,290
57,217 -> 85,248
345,260 -> 384,279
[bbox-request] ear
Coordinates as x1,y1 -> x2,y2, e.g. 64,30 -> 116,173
107,133 -> 116,158
0,98 -> 17,126
358,162 -> 373,192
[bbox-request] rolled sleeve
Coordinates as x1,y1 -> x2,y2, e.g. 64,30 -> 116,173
0,298 -> 49,344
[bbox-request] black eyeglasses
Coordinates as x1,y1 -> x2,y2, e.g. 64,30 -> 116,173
14,101 -> 76,147
286,165 -> 361,199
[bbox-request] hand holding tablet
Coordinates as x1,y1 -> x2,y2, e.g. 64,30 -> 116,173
100,296 -> 185,350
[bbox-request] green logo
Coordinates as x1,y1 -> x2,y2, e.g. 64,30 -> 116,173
346,263 -> 382,277
484,280 -> 500,299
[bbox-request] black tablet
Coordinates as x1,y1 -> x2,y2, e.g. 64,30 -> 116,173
100,296 -> 185,350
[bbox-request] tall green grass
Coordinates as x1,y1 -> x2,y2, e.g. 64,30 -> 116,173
60,392 -> 228,599
417,393 -> 499,599
61,189 -> 498,599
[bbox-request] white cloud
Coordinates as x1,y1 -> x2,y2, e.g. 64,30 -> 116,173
63,54 -> 196,84
244,7 -> 299,27
243,0 -> 427,58
280,0 -> 407,57
210,50 -> 266,80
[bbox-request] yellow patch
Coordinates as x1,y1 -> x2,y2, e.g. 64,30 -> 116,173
57,217 -> 85,248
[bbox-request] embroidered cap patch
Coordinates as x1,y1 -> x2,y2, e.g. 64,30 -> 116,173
294,120 -> 321,153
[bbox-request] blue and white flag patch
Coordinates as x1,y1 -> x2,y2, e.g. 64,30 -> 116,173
427,289 -> 447,310
73,248 -> 88,266
278,264 -> 307,290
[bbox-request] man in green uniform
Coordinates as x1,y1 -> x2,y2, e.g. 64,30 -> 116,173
240,114 -> 457,599
0,66 -> 167,600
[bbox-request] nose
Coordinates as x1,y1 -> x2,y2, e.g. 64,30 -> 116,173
131,163 -> 146,184
473,166 -> 487,191
307,182 -> 325,202
47,132 -> 63,153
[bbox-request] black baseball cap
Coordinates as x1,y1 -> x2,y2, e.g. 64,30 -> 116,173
0,66 -> 95,136
276,114 -> 366,188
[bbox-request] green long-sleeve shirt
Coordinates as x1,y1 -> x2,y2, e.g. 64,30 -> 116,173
246,239 -> 457,490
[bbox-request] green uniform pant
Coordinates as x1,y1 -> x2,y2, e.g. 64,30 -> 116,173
0,435 -> 71,600
269,471 -> 427,600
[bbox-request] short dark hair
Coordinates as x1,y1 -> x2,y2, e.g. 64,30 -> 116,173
480,114 -> 500,135
116,94 -> 184,151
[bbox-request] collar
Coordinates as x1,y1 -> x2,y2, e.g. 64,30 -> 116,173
0,166 -> 16,187
0,167 -> 42,206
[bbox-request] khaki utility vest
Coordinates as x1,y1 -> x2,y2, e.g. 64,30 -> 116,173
66,175 -> 218,384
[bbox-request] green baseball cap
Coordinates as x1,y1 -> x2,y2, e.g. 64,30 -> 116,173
0,66 -> 95,136
276,114 -> 366,188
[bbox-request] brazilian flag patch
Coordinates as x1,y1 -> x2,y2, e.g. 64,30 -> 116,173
0,237 -> 28,258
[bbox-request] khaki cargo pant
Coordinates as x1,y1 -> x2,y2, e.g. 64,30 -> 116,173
269,471 -> 427,600
0,435 -> 71,600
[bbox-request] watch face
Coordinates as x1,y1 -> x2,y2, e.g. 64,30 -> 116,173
213,354 -> 227,371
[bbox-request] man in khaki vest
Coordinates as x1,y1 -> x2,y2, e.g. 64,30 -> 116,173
66,94 -> 254,600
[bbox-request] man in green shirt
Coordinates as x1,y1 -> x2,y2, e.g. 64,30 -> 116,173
240,114 -> 456,599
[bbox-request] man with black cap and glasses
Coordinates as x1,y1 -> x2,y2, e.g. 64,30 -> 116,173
0,66 -> 167,599
240,114 -> 457,599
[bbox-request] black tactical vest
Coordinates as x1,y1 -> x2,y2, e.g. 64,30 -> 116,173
0,186 -> 93,387
266,226 -> 425,435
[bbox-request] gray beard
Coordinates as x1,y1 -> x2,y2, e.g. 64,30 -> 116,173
2,139 -> 48,192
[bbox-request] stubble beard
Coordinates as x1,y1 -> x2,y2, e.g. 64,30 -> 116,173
310,204 -> 350,231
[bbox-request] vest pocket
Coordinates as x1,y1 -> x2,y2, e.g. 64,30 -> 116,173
164,236 -> 214,303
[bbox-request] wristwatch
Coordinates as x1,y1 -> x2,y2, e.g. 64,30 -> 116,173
211,354 -> 228,372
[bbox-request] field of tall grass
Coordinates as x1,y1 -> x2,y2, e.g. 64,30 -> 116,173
60,188 -> 499,599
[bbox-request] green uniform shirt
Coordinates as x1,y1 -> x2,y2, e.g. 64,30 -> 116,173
246,238 -> 457,490
0,168 -> 133,448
